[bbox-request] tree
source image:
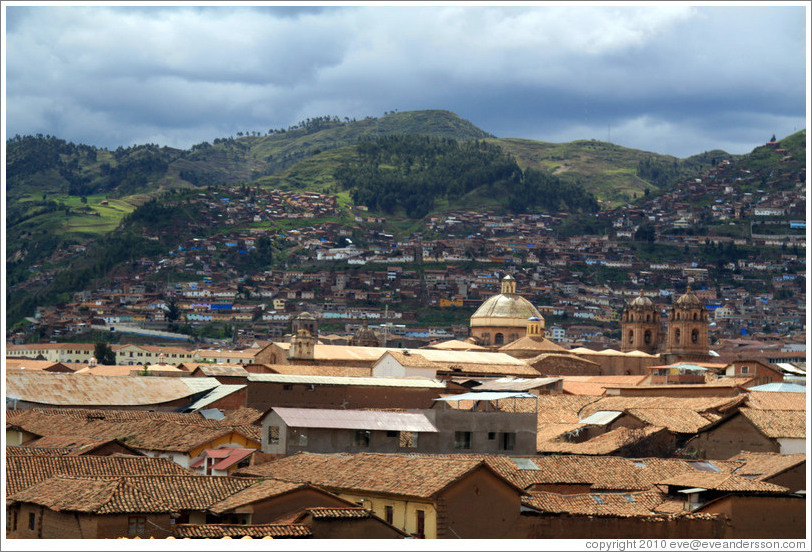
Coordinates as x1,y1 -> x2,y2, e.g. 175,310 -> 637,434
165,295 -> 181,329
94,342 -> 116,365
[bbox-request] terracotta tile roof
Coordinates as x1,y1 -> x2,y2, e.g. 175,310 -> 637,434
624,408 -> 715,434
220,407 -> 265,426
116,475 -> 256,510
207,479 -> 313,514
7,409 -> 260,452
658,472 -> 790,493
7,408 -> 220,425
535,423 -> 586,449
172,524 -> 312,538
537,426 -> 668,455
523,489 -> 669,517
18,435 -> 137,455
436,362 -> 542,377
562,375 -> 650,396
738,408 -> 806,439
9,476 -> 177,514
234,452 -> 523,499
305,507 -> 372,519
728,451 -> 806,480
533,395 -> 603,422
6,454 -> 196,496
6,445 -> 74,457
745,391 -> 807,411
577,396 -> 745,434
263,364 -> 373,377
499,456 -> 741,492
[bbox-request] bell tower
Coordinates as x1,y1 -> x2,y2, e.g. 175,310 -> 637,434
665,286 -> 711,362
620,289 -> 663,354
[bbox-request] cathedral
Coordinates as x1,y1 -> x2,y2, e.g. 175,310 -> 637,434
469,275 -> 711,364
620,286 -> 712,363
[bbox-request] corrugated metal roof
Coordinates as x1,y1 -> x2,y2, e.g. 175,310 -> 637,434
186,385 -> 246,412
579,411 -> 624,426
247,374 -> 446,388
473,377 -> 561,392
748,382 -> 806,392
5,372 -> 220,406
271,407 -> 438,432
434,391 -> 537,402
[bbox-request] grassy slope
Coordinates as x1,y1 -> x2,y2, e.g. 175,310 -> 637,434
493,138 -> 673,206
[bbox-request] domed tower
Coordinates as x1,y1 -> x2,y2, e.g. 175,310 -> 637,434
620,289 -> 663,354
349,319 -> 380,347
470,275 -> 544,347
291,311 -> 318,338
665,286 -> 711,361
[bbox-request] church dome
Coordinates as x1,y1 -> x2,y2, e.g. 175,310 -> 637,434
470,276 -> 543,328
628,290 -> 655,310
674,286 -> 704,309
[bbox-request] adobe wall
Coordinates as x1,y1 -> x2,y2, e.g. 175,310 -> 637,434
699,495 -> 806,539
608,386 -> 740,398
8,504 -> 171,539
229,488 -> 352,524
437,468 -> 522,539
765,463 -> 806,494
569,354 -> 656,376
532,357 -> 602,377
204,386 -> 247,411
246,382 -> 440,412
514,512 -> 728,539
685,415 -> 778,459
309,518 -> 405,539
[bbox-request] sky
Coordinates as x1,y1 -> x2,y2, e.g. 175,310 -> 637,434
2,2 -> 809,158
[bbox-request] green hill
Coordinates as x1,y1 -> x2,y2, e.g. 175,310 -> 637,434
492,137 -> 733,205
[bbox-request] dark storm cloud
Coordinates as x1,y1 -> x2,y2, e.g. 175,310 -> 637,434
3,4 -> 807,157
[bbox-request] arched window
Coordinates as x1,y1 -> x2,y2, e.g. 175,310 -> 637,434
674,329 -> 681,344
481,333 -> 490,345
644,330 -> 651,345
693,312 -> 698,320
495,333 -> 504,345
628,330 -> 634,344
691,329 -> 699,343
646,314 -> 651,322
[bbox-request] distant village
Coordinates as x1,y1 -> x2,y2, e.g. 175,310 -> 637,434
4,143 -> 806,541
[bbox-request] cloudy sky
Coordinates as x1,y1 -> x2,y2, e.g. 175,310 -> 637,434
3,3 -> 808,158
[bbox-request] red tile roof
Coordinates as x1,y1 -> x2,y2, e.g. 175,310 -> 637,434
6,455 -> 195,496
172,523 -> 312,538
234,452 -> 524,499
9,476 -> 177,514
738,408 -> 806,439
658,472 -> 790,493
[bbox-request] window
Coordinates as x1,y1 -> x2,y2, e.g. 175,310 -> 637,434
494,333 -> 504,345
674,329 -> 681,344
384,506 -> 394,525
500,432 -> 516,451
644,330 -> 651,344
354,429 -> 371,447
128,516 -> 146,535
399,431 -> 418,449
691,329 -> 699,343
386,430 -> 398,438
415,509 -> 425,538
740,365 -> 750,374
628,330 -> 634,343
268,425 -> 280,445
488,432 -> 496,440
283,384 -> 293,391
28,512 -> 35,531
454,431 -> 471,450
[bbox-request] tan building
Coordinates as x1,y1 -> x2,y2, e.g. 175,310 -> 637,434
470,275 -> 544,347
